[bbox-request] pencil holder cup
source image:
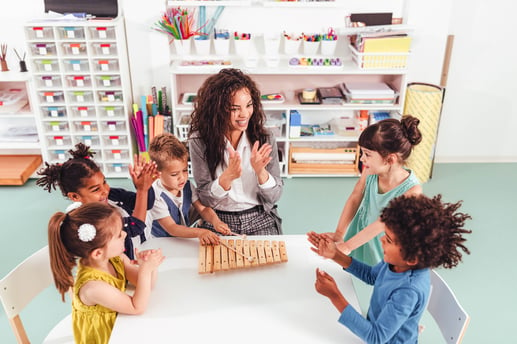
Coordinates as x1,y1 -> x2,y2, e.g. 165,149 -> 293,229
263,33 -> 281,57
320,39 -> 338,56
283,37 -> 301,55
194,37 -> 211,56
19,61 -> 28,72
303,40 -> 320,55
173,38 -> 192,56
1,60 -> 9,72
233,38 -> 253,57
213,38 -> 230,56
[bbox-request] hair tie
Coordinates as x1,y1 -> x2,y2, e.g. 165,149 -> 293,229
78,224 -> 96,242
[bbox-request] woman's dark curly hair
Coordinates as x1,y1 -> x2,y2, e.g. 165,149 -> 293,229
380,194 -> 471,269
188,68 -> 269,179
359,115 -> 422,161
36,142 -> 101,197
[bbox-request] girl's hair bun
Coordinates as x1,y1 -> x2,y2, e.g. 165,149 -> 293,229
401,115 -> 422,145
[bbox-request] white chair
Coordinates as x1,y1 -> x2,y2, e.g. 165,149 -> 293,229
427,269 -> 470,344
0,246 -> 73,344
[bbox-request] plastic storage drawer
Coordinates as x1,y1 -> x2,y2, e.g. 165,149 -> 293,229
97,90 -> 123,102
63,59 -> 89,72
104,163 -> 129,174
30,43 -> 56,56
26,26 -> 54,39
68,90 -> 94,103
89,26 -> 116,40
73,120 -> 99,132
39,91 -> 64,103
97,106 -> 124,117
65,75 -> 92,88
57,26 -> 85,39
93,59 -> 119,72
42,106 -> 66,118
36,75 -> 62,88
100,120 -> 126,132
95,75 -> 121,88
69,106 -> 95,118
103,149 -> 130,160
74,134 -> 100,147
61,42 -> 87,56
91,42 -> 118,55
44,120 -> 69,132
34,59 -> 59,72
46,135 -> 72,147
102,134 -> 129,146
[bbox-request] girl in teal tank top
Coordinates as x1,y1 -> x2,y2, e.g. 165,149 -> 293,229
312,115 -> 424,266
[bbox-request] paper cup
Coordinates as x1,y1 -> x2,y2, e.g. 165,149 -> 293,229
233,39 -> 252,56
213,38 -> 230,56
303,40 -> 320,55
263,33 -> 281,56
320,39 -> 338,56
194,37 -> 211,55
283,37 -> 301,55
173,38 -> 192,56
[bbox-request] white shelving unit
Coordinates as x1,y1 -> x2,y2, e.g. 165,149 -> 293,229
167,0 -> 409,178
24,15 -> 134,177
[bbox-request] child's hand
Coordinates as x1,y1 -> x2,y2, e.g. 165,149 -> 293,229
135,248 -> 164,270
307,231 -> 332,249
198,229 -> 220,245
213,220 -> 231,235
315,268 -> 340,298
130,154 -> 146,177
131,160 -> 159,191
250,141 -> 272,175
308,233 -> 337,259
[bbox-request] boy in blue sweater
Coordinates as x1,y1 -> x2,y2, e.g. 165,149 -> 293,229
308,194 -> 471,343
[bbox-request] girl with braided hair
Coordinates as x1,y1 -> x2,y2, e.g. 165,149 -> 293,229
37,143 -> 158,259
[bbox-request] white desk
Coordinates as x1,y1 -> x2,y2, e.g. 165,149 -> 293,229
110,235 -> 363,344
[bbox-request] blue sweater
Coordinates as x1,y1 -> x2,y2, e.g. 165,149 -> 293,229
340,259 -> 430,343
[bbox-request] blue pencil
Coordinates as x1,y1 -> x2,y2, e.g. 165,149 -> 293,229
141,95 -> 148,150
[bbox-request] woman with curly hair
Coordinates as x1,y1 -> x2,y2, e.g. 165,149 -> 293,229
309,194 -> 472,343
188,68 -> 283,235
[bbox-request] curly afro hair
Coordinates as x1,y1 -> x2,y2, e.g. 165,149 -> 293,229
380,194 -> 471,269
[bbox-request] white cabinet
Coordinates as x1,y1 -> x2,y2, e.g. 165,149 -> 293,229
24,16 -> 134,177
0,72 -> 41,154
167,0 -> 409,177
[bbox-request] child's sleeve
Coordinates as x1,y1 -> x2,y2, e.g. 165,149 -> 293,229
344,258 -> 380,286
338,288 -> 420,343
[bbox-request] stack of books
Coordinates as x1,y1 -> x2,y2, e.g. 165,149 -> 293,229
341,82 -> 397,104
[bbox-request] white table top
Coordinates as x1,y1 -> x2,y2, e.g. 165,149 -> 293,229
109,235 -> 363,344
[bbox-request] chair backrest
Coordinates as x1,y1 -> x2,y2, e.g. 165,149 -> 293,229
0,246 -> 54,343
428,269 -> 470,344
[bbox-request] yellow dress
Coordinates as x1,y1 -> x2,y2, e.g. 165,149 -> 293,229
72,256 -> 126,344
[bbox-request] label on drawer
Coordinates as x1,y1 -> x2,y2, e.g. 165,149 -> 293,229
108,121 -> 116,130
54,136 -> 64,145
101,43 -> 111,55
78,106 -> 88,117
96,27 -> 107,39
82,136 -> 92,146
112,150 -> 121,159
45,92 -> 55,103
64,27 -> 76,38
110,135 -> 119,145
82,121 -> 91,131
105,106 -> 115,116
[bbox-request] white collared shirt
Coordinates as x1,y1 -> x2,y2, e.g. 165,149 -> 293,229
210,132 -> 276,211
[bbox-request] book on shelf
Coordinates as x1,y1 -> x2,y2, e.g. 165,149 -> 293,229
360,36 -> 412,53
317,87 -> 343,105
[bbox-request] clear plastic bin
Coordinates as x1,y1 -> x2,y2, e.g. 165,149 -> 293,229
89,26 -> 116,40
265,116 -> 286,138
26,26 -> 54,39
34,59 -> 59,72
97,106 -> 124,117
93,59 -> 119,72
65,75 -> 92,88
74,135 -> 100,147
39,91 -> 64,103
44,120 -> 69,132
95,75 -> 121,88
68,90 -> 94,103
30,43 -> 56,56
48,149 -> 68,161
104,163 -> 129,175
69,106 -> 95,118
102,134 -> 129,146
73,120 -> 99,132
100,120 -> 126,132
63,59 -> 89,73
330,116 -> 358,136
42,106 -> 66,118
175,114 -> 191,140
91,42 -> 118,55
61,42 -> 87,56
58,26 -> 85,40
97,90 -> 123,102
103,149 -> 130,160
46,135 -> 72,147
36,75 -> 62,88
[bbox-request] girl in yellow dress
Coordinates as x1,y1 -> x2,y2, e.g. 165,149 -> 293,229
48,202 -> 164,344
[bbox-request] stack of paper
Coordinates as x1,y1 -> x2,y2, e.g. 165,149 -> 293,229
341,82 -> 397,104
